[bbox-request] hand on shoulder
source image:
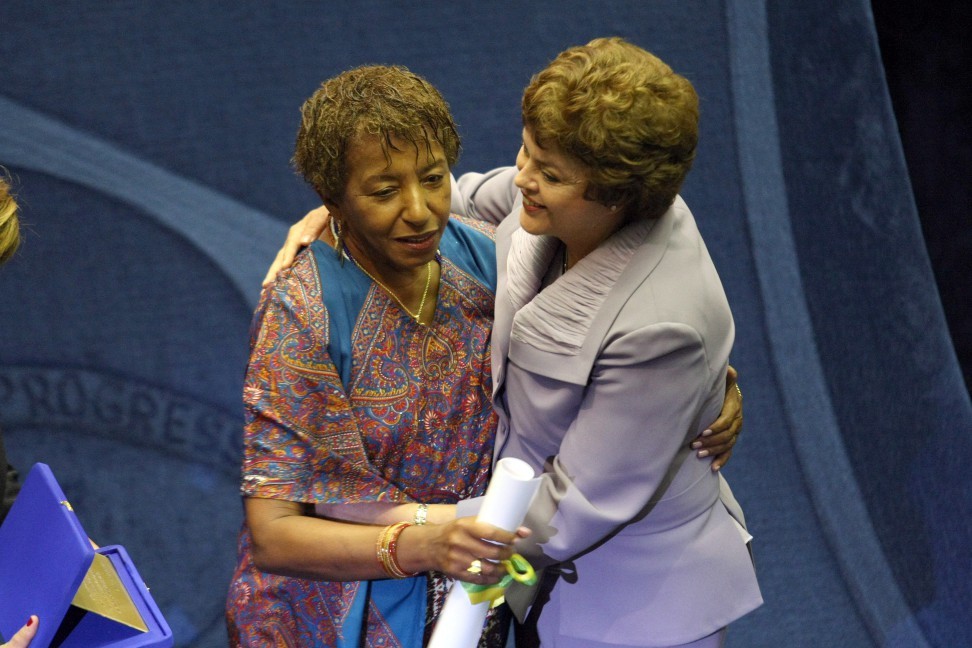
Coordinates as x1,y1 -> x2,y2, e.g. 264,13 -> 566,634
262,205 -> 331,286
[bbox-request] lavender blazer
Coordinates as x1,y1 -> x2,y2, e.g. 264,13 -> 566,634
453,169 -> 763,646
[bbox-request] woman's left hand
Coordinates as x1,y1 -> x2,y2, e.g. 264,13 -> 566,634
1,616 -> 37,648
691,365 -> 743,471
262,204 -> 331,286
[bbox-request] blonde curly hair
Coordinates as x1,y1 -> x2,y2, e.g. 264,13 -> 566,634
0,174 -> 20,266
293,65 -> 461,200
522,37 -> 699,219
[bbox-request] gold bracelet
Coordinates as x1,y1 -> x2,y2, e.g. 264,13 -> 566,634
413,503 -> 429,526
385,522 -> 415,578
734,383 -> 742,400
376,524 -> 398,577
376,522 -> 416,578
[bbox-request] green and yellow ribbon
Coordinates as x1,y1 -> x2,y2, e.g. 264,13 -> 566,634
461,554 -> 537,607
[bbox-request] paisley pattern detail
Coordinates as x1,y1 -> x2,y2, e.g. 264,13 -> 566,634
227,220 -> 499,646
228,530 -> 376,647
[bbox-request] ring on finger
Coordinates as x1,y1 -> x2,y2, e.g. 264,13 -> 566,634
466,559 -> 483,575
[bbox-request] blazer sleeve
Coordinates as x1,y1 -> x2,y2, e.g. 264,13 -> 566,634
450,167 -> 520,225
514,320 -> 714,566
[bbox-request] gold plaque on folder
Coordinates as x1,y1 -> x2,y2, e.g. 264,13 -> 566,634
71,552 -> 149,632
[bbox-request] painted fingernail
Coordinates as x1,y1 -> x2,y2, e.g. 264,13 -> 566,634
697,450 -> 709,458
27,617 -> 34,627
701,429 -> 713,437
691,441 -> 702,449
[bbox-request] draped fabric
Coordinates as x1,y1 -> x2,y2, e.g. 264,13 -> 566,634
226,217 -> 498,646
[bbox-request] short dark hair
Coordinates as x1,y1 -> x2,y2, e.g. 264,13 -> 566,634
522,37 -> 699,218
293,65 -> 461,200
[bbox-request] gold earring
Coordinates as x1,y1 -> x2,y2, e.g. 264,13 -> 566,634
330,217 -> 344,260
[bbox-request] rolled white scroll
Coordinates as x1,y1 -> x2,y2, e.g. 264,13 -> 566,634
427,457 -> 541,648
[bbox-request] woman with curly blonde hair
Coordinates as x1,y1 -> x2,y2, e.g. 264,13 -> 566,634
0,174 -> 38,648
1,174 -> 23,524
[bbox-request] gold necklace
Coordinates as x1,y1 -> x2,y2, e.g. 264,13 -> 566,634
343,245 -> 434,323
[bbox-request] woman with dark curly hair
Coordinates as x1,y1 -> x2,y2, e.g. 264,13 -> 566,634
225,65 -> 520,647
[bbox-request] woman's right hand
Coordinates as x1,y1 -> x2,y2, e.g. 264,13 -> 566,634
401,517 -> 523,585
262,205 -> 331,286
1,616 -> 37,648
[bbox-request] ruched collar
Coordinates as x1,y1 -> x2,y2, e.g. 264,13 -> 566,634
506,217 -> 657,355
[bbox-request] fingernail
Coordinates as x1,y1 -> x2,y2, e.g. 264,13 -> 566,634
691,441 -> 702,449
712,464 -> 721,472
697,450 -> 709,458
27,617 -> 34,627
701,429 -> 713,437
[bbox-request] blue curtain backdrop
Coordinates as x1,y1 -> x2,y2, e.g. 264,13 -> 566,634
1,2 -> 969,647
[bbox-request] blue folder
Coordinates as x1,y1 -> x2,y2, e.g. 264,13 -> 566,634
0,463 -> 173,647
